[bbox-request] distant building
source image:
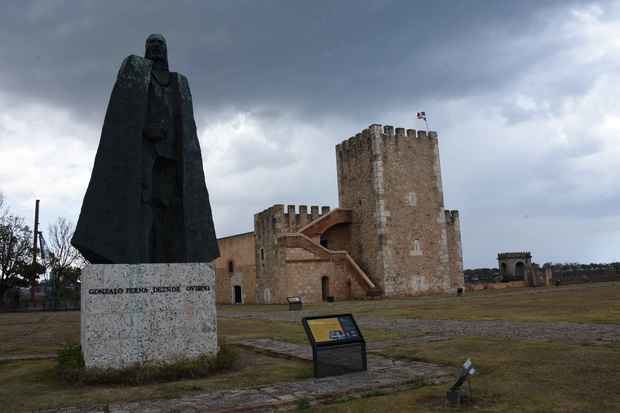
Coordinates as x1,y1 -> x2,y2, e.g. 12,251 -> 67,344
498,252 -> 532,280
214,232 -> 256,304
215,124 -> 464,304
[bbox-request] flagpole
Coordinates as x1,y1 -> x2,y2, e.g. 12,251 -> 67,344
417,111 -> 430,134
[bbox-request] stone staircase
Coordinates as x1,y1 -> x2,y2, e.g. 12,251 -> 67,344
298,208 -> 353,238
279,209 -> 382,297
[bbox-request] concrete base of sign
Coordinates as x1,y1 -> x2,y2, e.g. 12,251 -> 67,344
81,262 -> 218,369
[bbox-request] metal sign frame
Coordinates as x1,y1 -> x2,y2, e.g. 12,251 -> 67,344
302,314 -> 367,378
287,296 -> 303,310
447,358 -> 476,406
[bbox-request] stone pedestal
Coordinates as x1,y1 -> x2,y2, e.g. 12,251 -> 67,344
81,263 -> 217,369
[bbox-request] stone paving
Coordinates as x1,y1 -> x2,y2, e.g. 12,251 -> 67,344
360,317 -> 620,344
221,311 -> 620,344
43,339 -> 453,413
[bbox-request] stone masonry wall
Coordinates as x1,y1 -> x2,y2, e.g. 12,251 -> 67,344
498,253 -> 532,278
446,211 -> 465,290
255,205 -> 286,304
214,232 -> 257,304
337,124 -> 463,296
255,205 -> 332,304
321,223 -> 352,252
285,247 -> 367,303
336,128 -> 382,289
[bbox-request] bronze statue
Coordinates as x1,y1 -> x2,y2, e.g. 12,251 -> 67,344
72,34 -> 220,264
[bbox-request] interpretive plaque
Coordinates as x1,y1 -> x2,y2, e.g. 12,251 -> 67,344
447,358 -> 476,406
287,296 -> 303,311
302,314 -> 366,378
81,262 -> 217,369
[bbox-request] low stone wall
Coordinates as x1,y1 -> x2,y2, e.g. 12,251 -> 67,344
81,263 -> 217,369
465,280 -> 527,291
554,272 -> 620,285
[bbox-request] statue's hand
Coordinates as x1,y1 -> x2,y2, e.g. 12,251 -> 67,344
143,127 -> 166,142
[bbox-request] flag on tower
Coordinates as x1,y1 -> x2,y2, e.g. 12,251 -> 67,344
416,111 -> 427,121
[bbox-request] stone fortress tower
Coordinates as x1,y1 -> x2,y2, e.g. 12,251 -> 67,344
217,123 -> 464,304
336,124 -> 463,296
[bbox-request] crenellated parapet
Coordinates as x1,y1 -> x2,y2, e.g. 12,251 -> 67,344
445,210 -> 460,225
498,252 -> 532,260
284,204 -> 331,232
336,124 -> 439,187
256,204 -> 332,234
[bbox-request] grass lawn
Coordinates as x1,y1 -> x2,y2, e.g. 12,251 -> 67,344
313,337 -> 620,412
220,281 -> 620,324
0,348 -> 312,412
1,282 -> 619,412
219,317 -> 404,345
0,311 -> 80,355
0,312 -> 400,358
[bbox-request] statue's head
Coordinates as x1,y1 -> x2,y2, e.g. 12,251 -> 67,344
145,34 -> 168,70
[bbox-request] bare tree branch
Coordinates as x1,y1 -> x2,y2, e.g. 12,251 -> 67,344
47,217 -> 82,271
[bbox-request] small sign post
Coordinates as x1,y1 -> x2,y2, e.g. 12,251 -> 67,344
287,296 -> 303,311
302,314 -> 366,378
447,358 -> 476,406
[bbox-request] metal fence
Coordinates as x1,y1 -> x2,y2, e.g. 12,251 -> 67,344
0,287 -> 80,313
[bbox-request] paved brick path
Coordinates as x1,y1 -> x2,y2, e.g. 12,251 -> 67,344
221,311 -> 620,344
42,339 -> 452,413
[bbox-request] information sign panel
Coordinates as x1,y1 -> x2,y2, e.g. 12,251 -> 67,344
287,296 -> 303,311
302,314 -> 366,378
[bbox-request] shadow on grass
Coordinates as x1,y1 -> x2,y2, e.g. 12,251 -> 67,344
56,343 -> 238,386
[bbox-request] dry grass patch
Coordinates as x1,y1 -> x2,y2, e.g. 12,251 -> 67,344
0,347 -> 312,412
311,337 -> 620,412
219,317 -> 308,344
221,282 -> 620,324
219,317 -> 402,344
56,344 -> 238,385
0,311 -> 79,355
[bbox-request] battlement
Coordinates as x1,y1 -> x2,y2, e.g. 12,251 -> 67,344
498,252 -> 532,260
336,123 -> 438,159
255,204 -> 331,234
445,210 -> 460,224
284,204 -> 330,231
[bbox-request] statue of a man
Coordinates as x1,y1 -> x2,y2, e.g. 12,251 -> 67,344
72,34 -> 220,264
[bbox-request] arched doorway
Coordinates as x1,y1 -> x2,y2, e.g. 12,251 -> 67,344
500,262 -> 507,274
515,262 -> 525,278
321,276 -> 330,301
233,285 -> 242,304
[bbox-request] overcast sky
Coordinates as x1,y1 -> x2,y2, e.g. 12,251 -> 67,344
1,0 -> 619,268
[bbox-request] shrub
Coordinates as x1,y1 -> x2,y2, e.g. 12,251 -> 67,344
56,344 -> 238,386
56,343 -> 85,382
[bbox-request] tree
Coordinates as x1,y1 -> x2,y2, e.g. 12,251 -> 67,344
0,200 -> 33,304
46,217 -> 83,290
47,218 -> 82,271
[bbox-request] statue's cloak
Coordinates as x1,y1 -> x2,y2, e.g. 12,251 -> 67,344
72,55 -> 220,264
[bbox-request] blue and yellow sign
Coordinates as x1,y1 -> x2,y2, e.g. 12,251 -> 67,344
304,314 -> 361,344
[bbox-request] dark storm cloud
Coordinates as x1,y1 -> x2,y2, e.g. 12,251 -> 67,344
2,0 -> 617,268
0,0 -> 577,128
